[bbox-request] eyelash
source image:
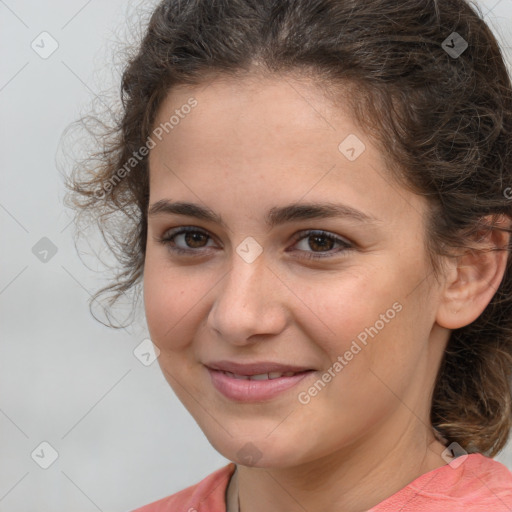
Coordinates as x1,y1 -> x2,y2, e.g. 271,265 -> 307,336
156,226 -> 353,260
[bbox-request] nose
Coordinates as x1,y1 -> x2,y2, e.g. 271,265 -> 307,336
207,248 -> 288,346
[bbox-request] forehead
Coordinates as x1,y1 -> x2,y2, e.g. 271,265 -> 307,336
154,72 -> 351,142
150,74 -> 367,179
147,73 -> 426,228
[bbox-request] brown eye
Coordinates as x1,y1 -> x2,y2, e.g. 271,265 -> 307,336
158,227 -> 216,255
307,233 -> 335,251
182,231 -> 209,248
291,230 -> 353,260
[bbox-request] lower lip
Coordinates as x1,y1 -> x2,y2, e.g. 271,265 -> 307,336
206,367 -> 314,402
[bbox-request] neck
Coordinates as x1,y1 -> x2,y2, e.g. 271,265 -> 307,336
236,421 -> 447,512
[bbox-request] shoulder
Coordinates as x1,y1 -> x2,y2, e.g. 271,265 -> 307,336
441,452 -> 512,501
130,463 -> 236,512
462,453 -> 512,506
371,453 -> 512,511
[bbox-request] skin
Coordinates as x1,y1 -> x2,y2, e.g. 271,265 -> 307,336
143,72 -> 510,512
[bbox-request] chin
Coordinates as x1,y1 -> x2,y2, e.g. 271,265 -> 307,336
205,429 -> 308,468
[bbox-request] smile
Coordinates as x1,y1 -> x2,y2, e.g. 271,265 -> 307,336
206,367 -> 315,402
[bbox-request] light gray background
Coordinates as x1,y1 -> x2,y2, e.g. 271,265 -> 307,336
1,1 -> 511,511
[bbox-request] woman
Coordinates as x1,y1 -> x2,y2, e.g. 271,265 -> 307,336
65,0 -> 512,510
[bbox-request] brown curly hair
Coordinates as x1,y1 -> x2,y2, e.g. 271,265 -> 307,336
63,0 -> 512,457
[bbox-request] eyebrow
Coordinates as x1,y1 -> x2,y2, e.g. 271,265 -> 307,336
147,200 -> 380,228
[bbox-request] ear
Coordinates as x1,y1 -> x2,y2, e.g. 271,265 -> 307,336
436,214 -> 512,330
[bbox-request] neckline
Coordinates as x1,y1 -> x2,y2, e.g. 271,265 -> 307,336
225,464 -> 239,512
223,453 -> 482,511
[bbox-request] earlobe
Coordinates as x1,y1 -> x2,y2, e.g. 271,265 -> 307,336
436,215 -> 511,330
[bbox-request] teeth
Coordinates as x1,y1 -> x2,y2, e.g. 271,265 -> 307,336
250,373 -> 270,380
225,371 -> 249,380
224,371 -> 300,380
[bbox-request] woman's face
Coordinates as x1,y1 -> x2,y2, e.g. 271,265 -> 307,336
143,74 -> 450,468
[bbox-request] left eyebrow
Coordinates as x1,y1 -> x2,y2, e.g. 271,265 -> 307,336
265,202 -> 380,227
147,200 -> 381,228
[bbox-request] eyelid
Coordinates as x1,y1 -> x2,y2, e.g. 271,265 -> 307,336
161,225 -> 219,243
157,226 -> 218,253
288,229 -> 353,259
290,229 -> 352,247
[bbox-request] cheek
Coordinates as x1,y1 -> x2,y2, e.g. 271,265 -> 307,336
296,267 -> 388,351
143,255 -> 207,351
299,265 -> 415,389
143,252 -> 236,356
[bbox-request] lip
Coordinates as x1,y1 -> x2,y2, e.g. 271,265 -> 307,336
205,362 -> 316,402
205,360 -> 314,375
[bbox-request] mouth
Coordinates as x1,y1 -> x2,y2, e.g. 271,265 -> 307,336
205,361 -> 316,402
219,370 -> 310,380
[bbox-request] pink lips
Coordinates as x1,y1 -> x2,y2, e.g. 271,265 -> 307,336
205,360 -> 315,402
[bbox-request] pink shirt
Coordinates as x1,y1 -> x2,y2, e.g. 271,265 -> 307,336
131,453 -> 512,511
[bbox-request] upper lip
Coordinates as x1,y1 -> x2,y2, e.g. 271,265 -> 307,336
205,360 -> 314,376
